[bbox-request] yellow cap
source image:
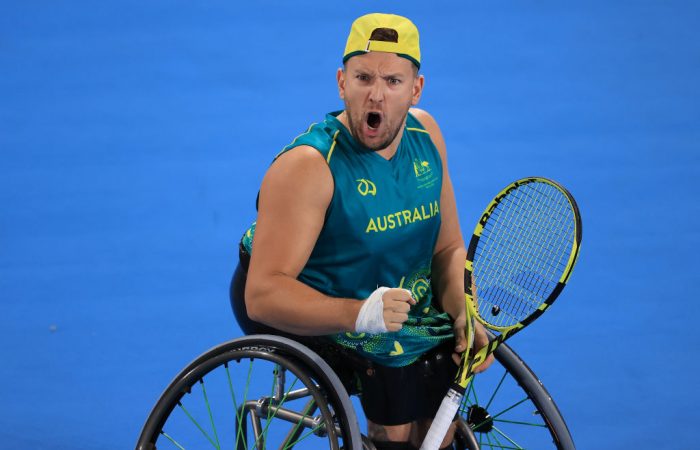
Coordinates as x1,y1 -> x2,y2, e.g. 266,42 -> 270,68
343,13 -> 421,69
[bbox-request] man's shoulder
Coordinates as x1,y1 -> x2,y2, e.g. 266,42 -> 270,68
264,144 -> 333,208
273,144 -> 329,169
279,114 -> 343,159
408,108 -> 440,133
408,108 -> 447,158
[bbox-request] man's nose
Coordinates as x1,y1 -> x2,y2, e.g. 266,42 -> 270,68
368,81 -> 384,103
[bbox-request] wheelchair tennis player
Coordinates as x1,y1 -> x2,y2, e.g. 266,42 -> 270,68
230,13 -> 493,450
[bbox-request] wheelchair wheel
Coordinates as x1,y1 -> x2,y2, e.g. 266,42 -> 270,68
455,331 -> 575,450
136,334 -> 363,450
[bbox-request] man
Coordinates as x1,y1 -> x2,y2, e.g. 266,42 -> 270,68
233,13 -> 493,450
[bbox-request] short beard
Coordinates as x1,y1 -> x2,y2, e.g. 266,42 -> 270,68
346,106 -> 409,152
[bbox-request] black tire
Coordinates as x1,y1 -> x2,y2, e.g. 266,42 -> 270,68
136,334 -> 363,450
455,331 -> 575,450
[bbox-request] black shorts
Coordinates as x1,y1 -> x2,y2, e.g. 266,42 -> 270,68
229,253 -> 458,426
294,337 -> 458,426
353,340 -> 458,425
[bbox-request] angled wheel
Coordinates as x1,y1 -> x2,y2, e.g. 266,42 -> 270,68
136,334 -> 363,450
455,331 -> 575,450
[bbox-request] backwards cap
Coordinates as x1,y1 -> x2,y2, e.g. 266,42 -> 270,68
342,13 -> 421,69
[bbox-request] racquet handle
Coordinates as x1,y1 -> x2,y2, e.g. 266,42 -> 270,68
419,388 -> 463,450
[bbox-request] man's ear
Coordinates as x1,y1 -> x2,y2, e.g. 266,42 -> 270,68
337,68 -> 346,100
411,74 -> 425,106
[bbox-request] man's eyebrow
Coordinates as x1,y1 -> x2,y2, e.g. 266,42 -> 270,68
349,68 -> 407,79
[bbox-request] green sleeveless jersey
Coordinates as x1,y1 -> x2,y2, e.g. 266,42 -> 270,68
242,111 -> 454,367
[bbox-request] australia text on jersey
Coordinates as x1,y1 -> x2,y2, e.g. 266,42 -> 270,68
365,200 -> 440,233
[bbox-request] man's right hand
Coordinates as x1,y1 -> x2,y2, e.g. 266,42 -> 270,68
355,287 -> 416,334
382,288 -> 417,331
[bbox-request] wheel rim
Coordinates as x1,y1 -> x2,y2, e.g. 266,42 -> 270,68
145,349 -> 345,450
457,358 -> 570,450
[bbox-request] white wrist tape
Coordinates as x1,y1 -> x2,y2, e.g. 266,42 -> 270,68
355,286 -> 390,334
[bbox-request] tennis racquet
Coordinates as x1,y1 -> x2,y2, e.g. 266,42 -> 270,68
420,176 -> 583,450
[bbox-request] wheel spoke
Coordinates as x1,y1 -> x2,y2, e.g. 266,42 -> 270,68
492,425 -> 524,449
226,363 -> 249,450
160,430 -> 187,450
470,396 -> 531,437
280,398 -> 317,450
199,379 -> 222,449
176,400 -> 219,448
488,397 -> 530,421
283,423 -> 325,449
484,370 -> 509,410
236,359 -> 255,450
485,430 -> 494,448
490,429 -> 505,449
479,436 -> 521,449
494,418 -> 547,428
281,400 -> 323,450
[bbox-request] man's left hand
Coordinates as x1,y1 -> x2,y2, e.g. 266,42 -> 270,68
452,312 -> 495,373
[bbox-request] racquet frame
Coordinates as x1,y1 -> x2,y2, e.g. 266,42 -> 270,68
420,176 -> 582,450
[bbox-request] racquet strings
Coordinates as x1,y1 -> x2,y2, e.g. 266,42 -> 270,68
473,181 -> 576,328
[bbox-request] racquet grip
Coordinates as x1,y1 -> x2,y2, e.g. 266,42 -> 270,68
419,388 -> 463,450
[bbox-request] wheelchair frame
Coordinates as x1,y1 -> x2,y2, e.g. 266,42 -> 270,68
136,333 -> 574,450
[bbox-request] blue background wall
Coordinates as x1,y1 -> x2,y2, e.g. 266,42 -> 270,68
1,1 -> 698,448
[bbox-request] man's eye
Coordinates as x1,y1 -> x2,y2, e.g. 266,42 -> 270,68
389,78 -> 401,85
357,74 -> 370,81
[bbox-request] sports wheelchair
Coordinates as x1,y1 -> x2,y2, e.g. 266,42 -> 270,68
136,261 -> 575,449
136,331 -> 574,449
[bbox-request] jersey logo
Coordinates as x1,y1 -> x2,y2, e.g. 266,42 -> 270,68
413,159 -> 431,176
356,178 -> 377,196
413,158 -> 438,190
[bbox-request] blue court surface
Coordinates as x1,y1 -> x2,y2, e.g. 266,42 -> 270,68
1,1 -> 698,448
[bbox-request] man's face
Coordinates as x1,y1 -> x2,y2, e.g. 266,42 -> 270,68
337,52 -> 424,151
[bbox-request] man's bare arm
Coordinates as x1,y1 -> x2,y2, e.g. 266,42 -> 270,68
412,108 -> 494,372
244,146 -> 363,335
244,146 -> 414,335
411,110 -> 467,320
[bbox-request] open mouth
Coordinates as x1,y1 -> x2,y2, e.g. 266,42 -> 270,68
367,112 -> 382,130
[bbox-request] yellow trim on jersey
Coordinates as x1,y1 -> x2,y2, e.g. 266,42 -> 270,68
406,127 -> 429,134
274,122 -> 318,159
326,130 -> 341,162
